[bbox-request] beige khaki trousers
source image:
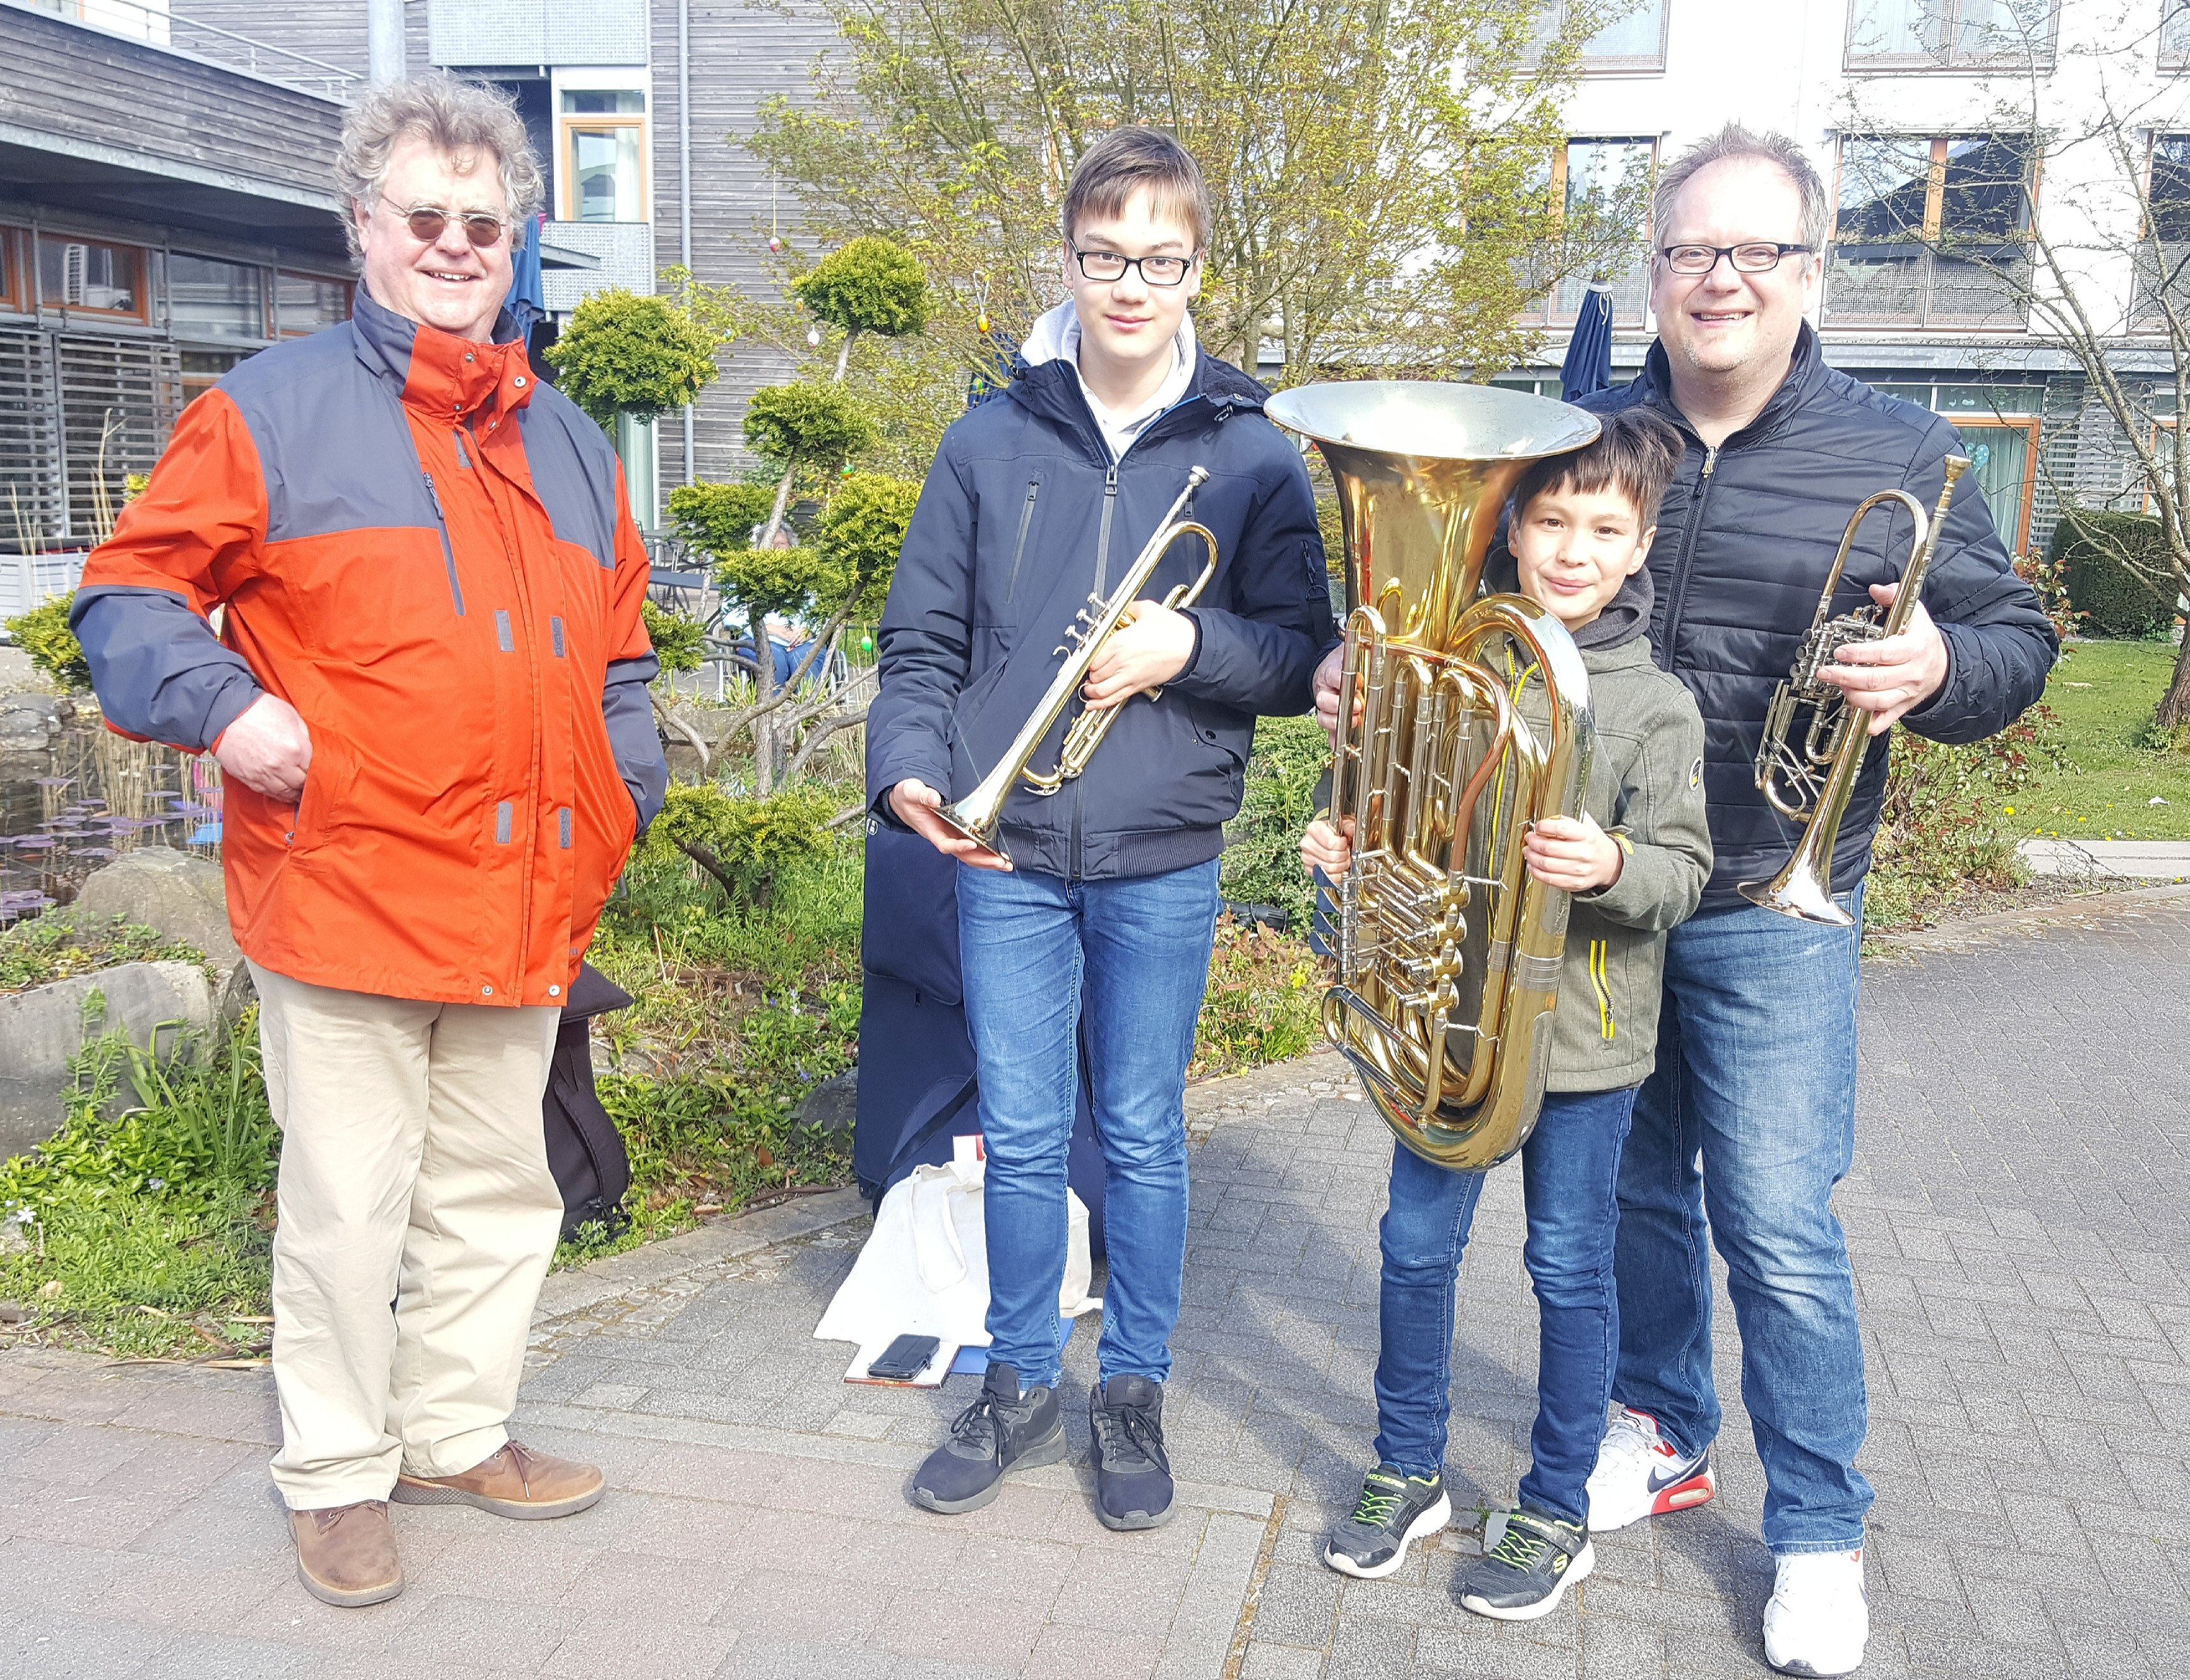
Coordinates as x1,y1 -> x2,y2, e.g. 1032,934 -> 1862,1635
251,962 -> 563,1511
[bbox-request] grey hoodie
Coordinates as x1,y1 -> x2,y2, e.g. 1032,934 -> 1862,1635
1484,558 -> 1713,1092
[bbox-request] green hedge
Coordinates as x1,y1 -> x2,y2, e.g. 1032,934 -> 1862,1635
2048,510 -> 2179,639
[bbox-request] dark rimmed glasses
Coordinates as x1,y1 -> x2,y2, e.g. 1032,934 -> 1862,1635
392,203 -> 510,248
1071,245 -> 1196,287
1659,242 -> 1815,276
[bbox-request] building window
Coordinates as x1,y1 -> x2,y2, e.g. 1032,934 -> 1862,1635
35,236 -> 147,320
1518,138 -> 1657,328
2163,0 -> 2190,71
560,90 -> 648,224
277,272 -> 353,337
181,349 -> 249,409
1846,0 -> 2058,70
2134,136 -> 2190,330
0,229 -> 20,315
168,253 -> 267,342
1529,0 -> 1670,73
1826,135 -> 2036,329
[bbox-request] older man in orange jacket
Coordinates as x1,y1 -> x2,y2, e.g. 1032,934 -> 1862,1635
72,76 -> 667,1609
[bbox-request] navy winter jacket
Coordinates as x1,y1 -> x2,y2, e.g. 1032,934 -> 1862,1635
1580,325 -> 2059,910
867,349 -> 1333,880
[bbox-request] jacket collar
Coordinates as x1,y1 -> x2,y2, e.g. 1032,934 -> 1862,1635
1634,319 -> 1824,452
352,286 -> 537,423
1005,346 -> 1267,462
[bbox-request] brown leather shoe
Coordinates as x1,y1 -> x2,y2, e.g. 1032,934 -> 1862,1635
290,1500 -> 403,1607
390,1441 -> 604,1520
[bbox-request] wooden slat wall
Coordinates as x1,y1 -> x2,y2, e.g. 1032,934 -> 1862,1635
1,8 -> 349,203
56,333 -> 180,544
0,325 -> 61,552
651,0 -> 840,489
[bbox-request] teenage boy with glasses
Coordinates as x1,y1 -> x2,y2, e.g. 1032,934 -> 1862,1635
1313,123 -> 2055,1676
870,125 -> 1332,1529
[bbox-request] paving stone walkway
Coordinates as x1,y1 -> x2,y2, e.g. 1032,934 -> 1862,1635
3,885 -> 2187,1680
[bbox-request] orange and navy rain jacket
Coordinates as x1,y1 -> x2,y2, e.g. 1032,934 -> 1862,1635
72,291 -> 669,1009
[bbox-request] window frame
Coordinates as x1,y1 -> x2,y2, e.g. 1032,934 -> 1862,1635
556,85 -> 651,225
1824,133 -> 2038,332
2165,0 -> 2190,73
33,232 -> 152,325
1843,0 -> 2060,73
0,227 -> 21,316
1528,0 -> 1670,76
1949,416 -> 2041,549
273,270 -> 356,339
1516,136 -> 1660,330
164,249 -> 274,346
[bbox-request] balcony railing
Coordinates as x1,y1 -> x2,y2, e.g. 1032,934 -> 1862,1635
26,0 -> 361,97
1823,243 -> 2031,330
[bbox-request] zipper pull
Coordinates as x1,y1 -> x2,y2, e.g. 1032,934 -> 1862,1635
1105,465 -> 1118,497
1701,446 -> 1718,479
422,471 -> 446,519
452,428 -> 471,469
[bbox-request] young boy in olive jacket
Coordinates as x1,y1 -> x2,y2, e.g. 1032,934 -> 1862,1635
1301,407 -> 1711,1619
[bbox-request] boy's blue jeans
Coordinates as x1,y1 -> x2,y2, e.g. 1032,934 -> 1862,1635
1373,1085 -> 1639,1527
1613,887 -> 1869,1554
956,858 -> 1219,1390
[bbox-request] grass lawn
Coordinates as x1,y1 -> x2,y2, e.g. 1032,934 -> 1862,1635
2011,639 -> 2190,842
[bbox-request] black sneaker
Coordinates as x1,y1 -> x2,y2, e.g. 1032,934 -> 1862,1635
1322,1465 -> 1452,1579
1456,1506 -> 1595,1621
909,1362 -> 1065,1515
1089,1374 -> 1173,1530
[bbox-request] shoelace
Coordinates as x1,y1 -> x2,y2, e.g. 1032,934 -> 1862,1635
1350,1476 -> 1404,1528
948,1390 -> 1008,1465
1092,1396 -> 1169,1475
1486,1516 -> 1554,1573
501,1441 -> 543,1494
1598,1410 -> 1659,1468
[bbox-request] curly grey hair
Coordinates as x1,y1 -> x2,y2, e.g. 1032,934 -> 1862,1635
335,73 -> 545,258
1652,123 -> 1831,255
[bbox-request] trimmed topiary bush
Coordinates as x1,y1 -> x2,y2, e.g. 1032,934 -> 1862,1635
2049,510 -> 2177,640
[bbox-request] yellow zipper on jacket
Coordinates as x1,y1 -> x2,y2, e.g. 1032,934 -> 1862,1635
1590,938 -> 1615,1041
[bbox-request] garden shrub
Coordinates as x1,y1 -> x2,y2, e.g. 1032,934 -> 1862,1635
639,782 -> 837,907
641,599 -> 709,675
2049,511 -> 2177,640
1220,713 -> 1331,929
3,594 -> 90,691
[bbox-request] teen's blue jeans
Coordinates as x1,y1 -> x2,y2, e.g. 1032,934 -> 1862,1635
1614,887 -> 1869,1554
1373,1086 -> 1639,1528
956,858 -> 1219,1390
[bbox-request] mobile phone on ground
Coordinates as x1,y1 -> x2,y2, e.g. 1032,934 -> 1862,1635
866,1333 -> 942,1382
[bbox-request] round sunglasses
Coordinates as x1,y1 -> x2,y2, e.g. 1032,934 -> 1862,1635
391,203 -> 510,248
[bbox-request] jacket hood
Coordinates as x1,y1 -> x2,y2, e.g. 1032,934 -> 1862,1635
1481,548 -> 1655,652
1002,306 -> 1271,448
1018,297 -> 1197,373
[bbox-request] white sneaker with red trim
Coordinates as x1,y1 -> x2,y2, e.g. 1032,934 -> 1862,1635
1583,1405 -> 1716,1532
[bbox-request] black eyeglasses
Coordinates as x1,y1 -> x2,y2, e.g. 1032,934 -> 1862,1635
1071,246 -> 1196,287
1659,242 -> 1814,276
392,203 -> 509,248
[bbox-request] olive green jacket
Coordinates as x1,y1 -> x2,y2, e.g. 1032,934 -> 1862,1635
1547,634 -> 1713,1092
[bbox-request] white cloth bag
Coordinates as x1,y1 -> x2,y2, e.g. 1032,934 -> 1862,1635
815,1137 -> 1098,1382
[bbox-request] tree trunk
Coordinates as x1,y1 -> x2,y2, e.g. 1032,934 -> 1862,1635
758,467 -> 796,549
2160,631 -> 2190,734
750,601 -> 777,795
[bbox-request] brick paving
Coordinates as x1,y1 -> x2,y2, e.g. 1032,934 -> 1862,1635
1,885 -> 2187,1679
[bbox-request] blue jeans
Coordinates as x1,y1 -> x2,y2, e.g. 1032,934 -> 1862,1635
956,859 -> 1220,1389
1373,1086 -> 1639,1528
1615,887 -> 1868,1554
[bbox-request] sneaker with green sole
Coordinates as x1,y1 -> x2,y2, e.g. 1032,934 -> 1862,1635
1456,1506 -> 1593,1620
1321,1465 -> 1452,1579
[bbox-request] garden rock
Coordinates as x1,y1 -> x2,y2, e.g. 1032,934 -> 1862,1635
0,960 -> 216,1159
69,848 -> 241,975
0,693 -> 63,753
796,1067 -> 858,1134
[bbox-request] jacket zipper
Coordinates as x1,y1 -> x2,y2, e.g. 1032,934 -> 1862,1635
1003,477 -> 1040,601
1658,444 -> 1715,673
1071,465 -> 1124,880
422,472 -> 465,615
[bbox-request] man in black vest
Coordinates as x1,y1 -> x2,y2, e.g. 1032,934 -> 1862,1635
1315,124 -> 2055,1676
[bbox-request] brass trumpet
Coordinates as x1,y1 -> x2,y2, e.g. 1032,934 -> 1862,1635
1267,381 -> 1599,1173
936,469 -> 1219,853
1740,455 -> 1972,925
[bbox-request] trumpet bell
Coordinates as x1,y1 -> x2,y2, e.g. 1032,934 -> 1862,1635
1737,863 -> 1855,927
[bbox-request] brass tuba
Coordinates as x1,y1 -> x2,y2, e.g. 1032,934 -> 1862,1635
1740,455 -> 1971,927
1267,382 -> 1600,1173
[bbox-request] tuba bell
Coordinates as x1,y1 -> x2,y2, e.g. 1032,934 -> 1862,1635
1267,382 -> 1600,1173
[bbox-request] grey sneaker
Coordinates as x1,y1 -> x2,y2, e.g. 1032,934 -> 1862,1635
1457,1506 -> 1594,1621
909,1362 -> 1065,1515
1089,1374 -> 1174,1530
1322,1464 -> 1452,1579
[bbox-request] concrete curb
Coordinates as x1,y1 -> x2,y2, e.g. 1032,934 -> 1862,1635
533,1185 -> 870,1325
1862,880 -> 2190,959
